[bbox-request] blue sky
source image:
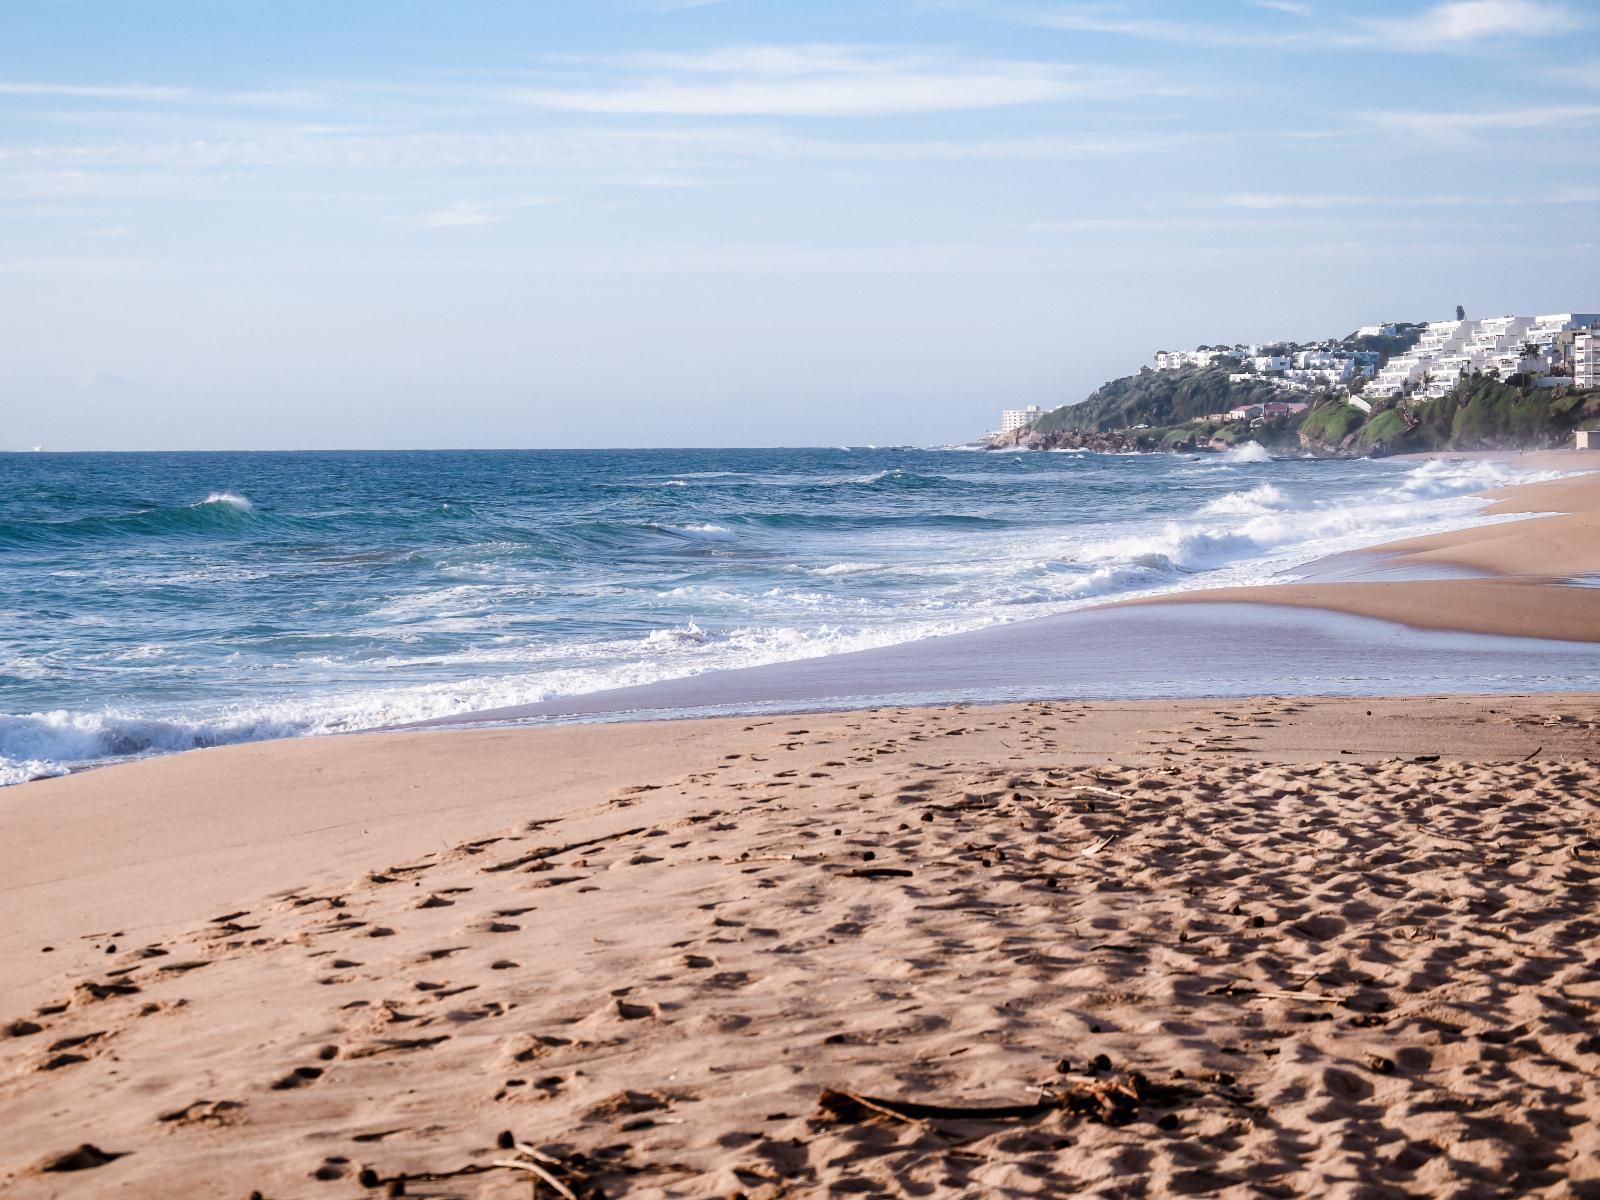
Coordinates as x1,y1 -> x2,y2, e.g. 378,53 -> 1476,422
3,0 -> 1597,449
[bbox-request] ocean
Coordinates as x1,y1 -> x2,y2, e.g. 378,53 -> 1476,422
0,446 -> 1564,785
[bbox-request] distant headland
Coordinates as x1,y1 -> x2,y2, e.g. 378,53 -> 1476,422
991,310 -> 1600,456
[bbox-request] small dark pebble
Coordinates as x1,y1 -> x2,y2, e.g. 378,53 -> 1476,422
861,851 -> 875,862
318,1045 -> 338,1061
1091,1053 -> 1111,1073
1369,1055 -> 1395,1074
920,811 -> 934,822
105,944 -> 117,954
387,1180 -> 407,1198
1157,1113 -> 1181,1131
1090,1024 -> 1102,1033
1251,916 -> 1265,929
1055,1058 -> 1071,1074
358,1167 -> 380,1188
496,1130 -> 515,1149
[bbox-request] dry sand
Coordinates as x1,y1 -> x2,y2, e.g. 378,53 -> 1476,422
5,454 -> 1600,1199
4,695 -> 1600,1199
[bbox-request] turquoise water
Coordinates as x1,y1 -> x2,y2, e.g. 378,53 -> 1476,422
0,447 -> 1560,782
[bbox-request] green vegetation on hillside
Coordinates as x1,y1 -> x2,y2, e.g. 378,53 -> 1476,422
1438,379 -> 1579,448
1329,379 -> 1600,454
1297,401 -> 1365,447
1030,365 -> 1278,434
1008,316 -> 1591,455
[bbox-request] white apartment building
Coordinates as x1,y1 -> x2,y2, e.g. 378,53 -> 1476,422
1001,405 -> 1044,433
1578,330 -> 1600,390
1153,349 -> 1225,370
1367,313 -> 1600,400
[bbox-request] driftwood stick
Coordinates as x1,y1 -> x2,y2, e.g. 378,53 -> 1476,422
509,1141 -> 566,1166
819,1086 -> 1055,1123
1069,786 -> 1129,803
493,1159 -> 579,1200
484,827 -> 648,872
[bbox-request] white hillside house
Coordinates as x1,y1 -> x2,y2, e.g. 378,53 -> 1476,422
1001,405 -> 1044,433
1369,313 -> 1600,400
1577,330 -> 1600,391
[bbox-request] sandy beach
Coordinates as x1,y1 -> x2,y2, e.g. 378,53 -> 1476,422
4,456 -> 1600,1199
1117,450 -> 1600,643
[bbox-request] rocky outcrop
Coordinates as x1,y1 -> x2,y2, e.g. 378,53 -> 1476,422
987,428 -> 1159,453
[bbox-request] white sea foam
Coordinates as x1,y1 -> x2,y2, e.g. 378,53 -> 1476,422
801,562 -> 884,577
1389,457 -> 1565,499
196,491 -> 253,511
1219,442 -> 1272,463
1199,483 -> 1286,516
644,620 -> 708,646
663,522 -> 735,541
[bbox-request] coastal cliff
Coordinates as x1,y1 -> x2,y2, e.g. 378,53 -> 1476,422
993,373 -> 1600,457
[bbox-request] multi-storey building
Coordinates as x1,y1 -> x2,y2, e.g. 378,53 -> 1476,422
1153,350 -> 1226,370
1577,330 -> 1600,391
1000,405 -> 1044,433
1368,313 -> 1600,399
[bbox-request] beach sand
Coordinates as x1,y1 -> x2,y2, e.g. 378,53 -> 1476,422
5,696 -> 1600,1199
4,456 -> 1600,1199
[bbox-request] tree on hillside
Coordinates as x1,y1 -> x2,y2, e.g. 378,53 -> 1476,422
1456,305 -> 1466,321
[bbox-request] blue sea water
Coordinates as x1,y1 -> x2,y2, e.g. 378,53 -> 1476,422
0,446 -> 1565,784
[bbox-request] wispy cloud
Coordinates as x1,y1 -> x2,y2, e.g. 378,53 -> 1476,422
1367,0 -> 1581,45
1363,103 -> 1600,140
504,45 -> 1173,116
1217,189 -> 1600,208
1549,58 -> 1600,88
0,126 -> 1190,179
1032,0 -> 1584,51
0,82 -> 193,101
397,197 -> 553,229
403,202 -> 502,229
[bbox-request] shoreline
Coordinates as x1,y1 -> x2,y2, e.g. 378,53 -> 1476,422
1112,448 -> 1598,642
9,448 -> 1599,784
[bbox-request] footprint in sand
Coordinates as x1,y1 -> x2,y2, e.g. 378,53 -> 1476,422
41,1144 -> 129,1173
270,1066 -> 324,1090
614,997 -> 657,1021
158,1098 -> 244,1127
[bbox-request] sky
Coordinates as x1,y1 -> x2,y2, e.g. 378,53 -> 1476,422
2,0 -> 1598,450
